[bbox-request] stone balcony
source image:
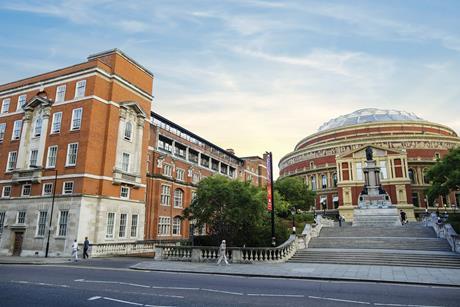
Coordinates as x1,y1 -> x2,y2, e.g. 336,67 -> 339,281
11,168 -> 43,184
112,168 -> 142,187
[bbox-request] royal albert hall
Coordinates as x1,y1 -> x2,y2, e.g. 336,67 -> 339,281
279,108 -> 460,221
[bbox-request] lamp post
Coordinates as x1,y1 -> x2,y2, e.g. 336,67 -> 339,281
290,207 -> 296,234
45,169 -> 58,258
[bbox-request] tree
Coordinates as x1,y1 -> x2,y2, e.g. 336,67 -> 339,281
426,147 -> 460,204
183,175 -> 288,246
274,176 -> 316,212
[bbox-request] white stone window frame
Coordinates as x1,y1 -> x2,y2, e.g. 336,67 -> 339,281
176,168 -> 185,181
21,184 -> 31,197
46,145 -> 58,168
62,181 -> 74,195
29,149 -> 39,167
34,116 -> 42,137
17,211 -> 26,224
1,98 -> 10,114
192,173 -> 200,184
163,163 -> 172,177
0,123 -> 5,142
74,80 -> 86,98
130,214 -> 138,238
70,108 -> 82,131
158,216 -> 171,236
0,212 -> 5,237
124,121 -> 133,141
57,210 -> 69,237
65,143 -> 78,167
51,112 -> 62,134
42,183 -> 53,196
1,185 -> 12,198
174,189 -> 184,208
36,211 -> 48,237
106,212 -> 116,239
17,94 -> 27,111
160,184 -> 171,206
120,186 -> 130,199
55,84 -> 66,103
12,120 -> 22,140
121,152 -> 130,172
118,213 -> 127,238
172,217 -> 181,236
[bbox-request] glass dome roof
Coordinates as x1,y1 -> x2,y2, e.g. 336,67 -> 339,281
318,108 -> 424,132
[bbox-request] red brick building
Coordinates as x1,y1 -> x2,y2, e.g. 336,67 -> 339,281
279,108 -> 460,221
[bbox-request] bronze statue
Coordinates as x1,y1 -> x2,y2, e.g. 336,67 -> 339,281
365,146 -> 373,161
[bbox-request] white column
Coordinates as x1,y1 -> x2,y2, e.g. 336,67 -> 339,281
16,111 -> 33,169
36,107 -> 51,167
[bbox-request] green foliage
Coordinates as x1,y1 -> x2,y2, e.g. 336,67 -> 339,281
183,175 -> 289,247
426,147 -> 460,203
274,176 -> 316,212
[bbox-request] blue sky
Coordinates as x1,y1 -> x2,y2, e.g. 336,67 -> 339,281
1,0 -> 460,175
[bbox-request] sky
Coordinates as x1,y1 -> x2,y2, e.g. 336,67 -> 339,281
1,0 -> 460,177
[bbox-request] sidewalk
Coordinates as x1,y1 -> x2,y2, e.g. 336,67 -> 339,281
132,261 -> 460,287
0,256 -> 74,265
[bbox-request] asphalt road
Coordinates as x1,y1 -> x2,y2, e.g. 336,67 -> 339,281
0,261 -> 459,307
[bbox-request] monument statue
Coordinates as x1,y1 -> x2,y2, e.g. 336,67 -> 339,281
365,146 -> 373,161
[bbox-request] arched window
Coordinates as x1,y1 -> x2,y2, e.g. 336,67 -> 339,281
172,216 -> 181,235
174,189 -> 184,208
408,169 -> 416,184
333,173 -> 337,187
124,122 -> 132,141
322,175 -> 327,189
34,117 -> 42,137
311,176 -> 316,191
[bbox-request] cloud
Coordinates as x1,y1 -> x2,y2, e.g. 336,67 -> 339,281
118,20 -> 150,33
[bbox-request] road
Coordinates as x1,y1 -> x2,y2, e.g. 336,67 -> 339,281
0,259 -> 459,306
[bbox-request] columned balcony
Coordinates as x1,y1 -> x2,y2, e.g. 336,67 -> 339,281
11,168 -> 43,184
112,168 -> 142,188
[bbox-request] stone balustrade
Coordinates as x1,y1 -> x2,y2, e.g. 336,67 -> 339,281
426,213 -> 460,253
85,240 -> 185,257
155,234 -> 299,264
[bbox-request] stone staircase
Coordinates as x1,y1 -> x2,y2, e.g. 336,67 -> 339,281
289,223 -> 460,268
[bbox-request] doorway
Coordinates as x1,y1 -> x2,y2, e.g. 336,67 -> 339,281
12,232 -> 24,256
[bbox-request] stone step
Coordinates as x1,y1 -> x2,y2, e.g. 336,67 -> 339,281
319,226 -> 436,238
288,250 -> 460,268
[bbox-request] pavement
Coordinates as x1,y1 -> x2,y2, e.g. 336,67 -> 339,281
2,256 -> 460,287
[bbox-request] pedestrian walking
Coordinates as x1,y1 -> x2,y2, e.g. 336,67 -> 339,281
71,239 -> 79,262
337,213 -> 342,227
83,237 -> 90,259
400,210 -> 407,225
216,240 -> 229,265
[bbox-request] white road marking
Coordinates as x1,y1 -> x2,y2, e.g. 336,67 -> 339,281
87,296 -> 175,307
374,304 -> 445,307
201,288 -> 244,296
74,279 -> 150,288
11,280 -> 69,288
309,295 -> 371,305
247,293 -> 304,297
87,296 -> 101,301
151,286 -> 200,291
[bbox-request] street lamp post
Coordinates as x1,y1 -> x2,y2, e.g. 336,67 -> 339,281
45,169 -> 58,258
290,207 -> 296,234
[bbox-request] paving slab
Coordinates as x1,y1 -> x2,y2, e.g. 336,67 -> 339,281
131,260 -> 460,287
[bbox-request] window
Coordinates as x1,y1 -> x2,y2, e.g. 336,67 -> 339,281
380,161 -> 388,179
172,217 -> 181,235
408,169 -> 416,184
106,213 -> 115,238
119,214 -> 127,238
51,112 -> 62,133
63,181 -> 74,195
120,186 -> 130,199
71,108 -> 82,130
423,169 -> 430,184
192,173 -> 200,184
55,85 -> 66,102
191,191 -> 197,202
37,211 -> 47,237
124,122 -> 132,141
17,95 -> 27,110
21,184 -> 31,196
12,120 -> 22,140
0,212 -> 5,238
174,189 -> 184,208
2,186 -> 11,198
34,117 -> 42,137
1,98 -> 10,114
58,211 -> 69,236
333,173 -> 338,187
435,153 -> 440,160
29,149 -> 38,167
176,169 -> 185,181
7,151 -> 17,171
158,216 -> 171,236
322,175 -> 327,189
66,143 -> 78,166
160,185 -> 171,206
158,136 -> 173,152
311,176 -> 316,191
122,153 -> 130,172
46,146 -> 58,168
0,123 -> 5,141
42,183 -> 53,196
163,164 -> 172,177
356,162 -> 363,181
17,211 -> 26,224
131,214 -> 138,237
75,80 -> 86,98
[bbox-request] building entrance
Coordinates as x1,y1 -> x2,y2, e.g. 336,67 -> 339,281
12,232 -> 24,256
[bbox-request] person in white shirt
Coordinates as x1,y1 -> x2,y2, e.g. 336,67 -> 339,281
217,240 -> 229,265
71,239 -> 79,262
